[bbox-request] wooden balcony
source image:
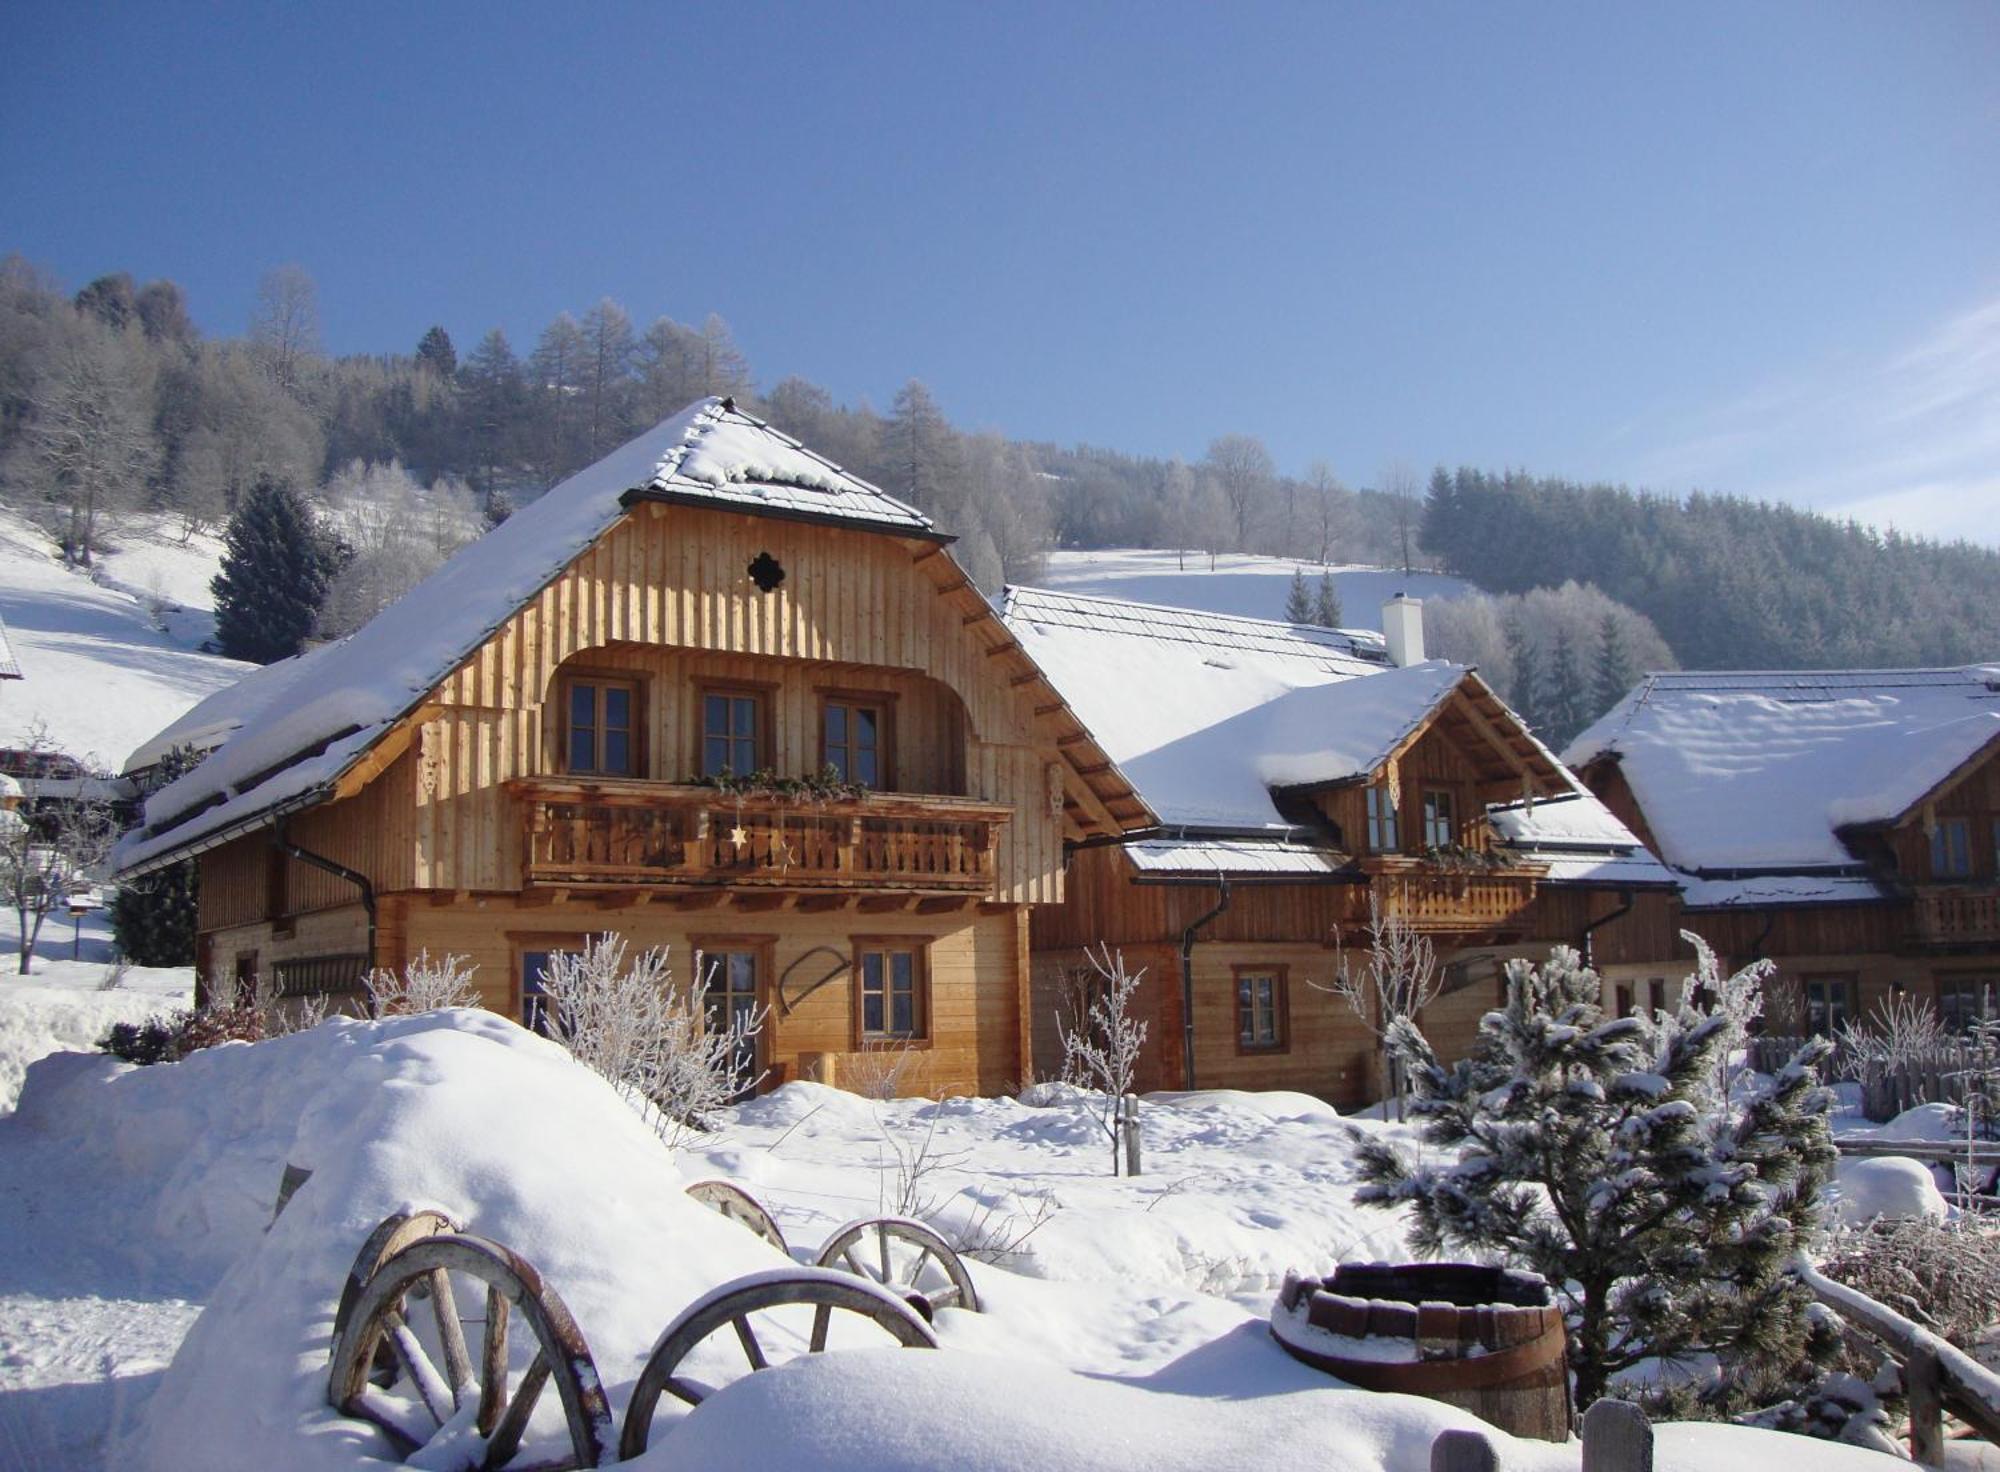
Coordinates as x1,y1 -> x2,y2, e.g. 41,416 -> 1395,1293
1911,887 -> 2000,946
1361,858 -> 1542,934
509,778 -> 1011,894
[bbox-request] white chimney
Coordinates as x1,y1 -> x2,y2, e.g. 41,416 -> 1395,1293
1382,593 -> 1425,667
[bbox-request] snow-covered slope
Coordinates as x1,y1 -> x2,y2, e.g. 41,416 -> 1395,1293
1041,548 -> 1477,630
0,509 -> 251,771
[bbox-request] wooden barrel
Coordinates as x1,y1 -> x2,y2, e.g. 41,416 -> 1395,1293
1270,1262 -> 1571,1441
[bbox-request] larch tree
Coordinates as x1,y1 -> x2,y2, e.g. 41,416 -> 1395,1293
458,328 -> 526,496
211,476 -> 337,663
415,325 -> 457,378
885,379 -> 962,513
578,298 -> 635,456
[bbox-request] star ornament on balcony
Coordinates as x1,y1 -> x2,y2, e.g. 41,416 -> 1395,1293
729,824 -> 750,851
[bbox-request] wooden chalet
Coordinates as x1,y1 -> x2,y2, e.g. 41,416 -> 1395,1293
1569,667 -> 2000,1034
114,398 -> 1149,1097
1003,588 -> 1680,1107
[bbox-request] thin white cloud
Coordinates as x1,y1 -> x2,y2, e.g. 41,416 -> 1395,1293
1623,293 -> 2000,546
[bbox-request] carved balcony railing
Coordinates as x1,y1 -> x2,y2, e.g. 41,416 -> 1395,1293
509,778 -> 1010,893
1359,857 -> 1543,934
1911,887 -> 2000,946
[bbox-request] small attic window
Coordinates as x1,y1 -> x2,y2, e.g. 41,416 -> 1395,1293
747,552 -> 785,593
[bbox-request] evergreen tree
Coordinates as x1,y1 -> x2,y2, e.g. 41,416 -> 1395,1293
415,325 -> 457,377
1593,612 -> 1638,717
1283,568 -> 1313,623
1504,611 -> 1543,732
1354,944 -> 1839,1413
211,477 -> 336,663
1313,571 -> 1343,628
1545,623 -> 1589,747
109,747 -> 203,965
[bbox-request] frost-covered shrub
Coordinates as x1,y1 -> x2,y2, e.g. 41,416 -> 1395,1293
537,934 -> 765,1148
364,950 -> 480,1016
99,1004 -> 265,1065
1355,940 -> 1840,1413
1821,1215 -> 2000,1346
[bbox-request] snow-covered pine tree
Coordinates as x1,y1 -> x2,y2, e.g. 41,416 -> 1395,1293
1314,570 -> 1343,629
1353,945 -> 1840,1413
109,745 -> 203,965
1284,568 -> 1313,623
210,476 -> 338,663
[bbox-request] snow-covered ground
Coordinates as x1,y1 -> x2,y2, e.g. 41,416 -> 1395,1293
0,976 -> 1910,1470
0,508 -> 248,772
1038,547 -> 1477,630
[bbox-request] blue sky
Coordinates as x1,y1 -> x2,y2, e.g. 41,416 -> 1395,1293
4,1 -> 1995,543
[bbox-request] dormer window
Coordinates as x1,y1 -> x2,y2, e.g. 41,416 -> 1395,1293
1932,818 -> 1972,880
1422,789 -> 1456,849
1366,785 -> 1400,853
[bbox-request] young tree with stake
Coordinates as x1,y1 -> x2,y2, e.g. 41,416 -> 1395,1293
1058,944 -> 1149,1176
1313,892 -> 1441,1121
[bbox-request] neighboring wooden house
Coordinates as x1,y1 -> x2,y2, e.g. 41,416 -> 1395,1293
114,398 -> 1148,1097
1569,667 -> 2000,1035
1004,588 -> 1678,1106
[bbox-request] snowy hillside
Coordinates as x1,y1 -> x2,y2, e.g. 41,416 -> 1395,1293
0,509 -> 250,772
1039,548 -> 1477,630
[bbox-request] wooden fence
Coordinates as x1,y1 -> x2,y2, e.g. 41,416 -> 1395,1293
1751,1035 -> 2000,1124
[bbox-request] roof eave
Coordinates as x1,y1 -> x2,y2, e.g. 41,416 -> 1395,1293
619,486 -> 956,545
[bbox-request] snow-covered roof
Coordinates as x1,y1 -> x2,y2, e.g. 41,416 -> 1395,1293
116,398 -> 940,874
121,645 -> 330,775
1566,666 -> 2000,873
1677,872 -> 1894,910
1004,587 -> 1404,829
0,611 -> 20,680
1487,792 -> 1678,889
1124,838 -> 1344,876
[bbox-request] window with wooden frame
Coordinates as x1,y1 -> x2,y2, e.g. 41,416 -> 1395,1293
1932,817 -> 1973,880
700,685 -> 769,779
562,674 -> 639,777
820,691 -> 891,788
692,935 -> 772,1099
1802,975 -> 1855,1037
1234,965 -> 1288,1053
853,939 -> 928,1045
1613,982 -> 1634,1019
1365,785 -> 1400,853
1939,974 -> 1996,1035
1647,978 -> 1666,1014
1421,788 -> 1456,849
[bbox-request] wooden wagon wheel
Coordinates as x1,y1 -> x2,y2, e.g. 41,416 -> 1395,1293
617,1268 -> 937,1459
814,1216 -> 981,1315
328,1233 -> 614,1470
329,1207 -> 464,1355
684,1180 -> 789,1255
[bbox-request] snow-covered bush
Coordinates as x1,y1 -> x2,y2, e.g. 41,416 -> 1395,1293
99,1002 -> 265,1064
537,933 -> 764,1148
1355,943 -> 1841,1414
1821,1214 -> 2000,1347
362,949 -> 479,1016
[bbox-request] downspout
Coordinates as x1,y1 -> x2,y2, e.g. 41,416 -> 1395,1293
1745,908 -> 1777,964
1177,876 -> 1230,1091
272,821 -> 378,1010
1578,888 -> 1634,969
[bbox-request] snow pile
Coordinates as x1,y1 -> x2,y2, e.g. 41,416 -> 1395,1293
10,1009 -> 784,1471
1833,1156 -> 1949,1225
0,958 -> 191,1114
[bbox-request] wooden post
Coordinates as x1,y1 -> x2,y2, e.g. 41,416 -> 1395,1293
1122,1092 -> 1142,1177
1581,1398 -> 1652,1472
1429,1428 -> 1499,1472
1907,1344 -> 1944,1466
